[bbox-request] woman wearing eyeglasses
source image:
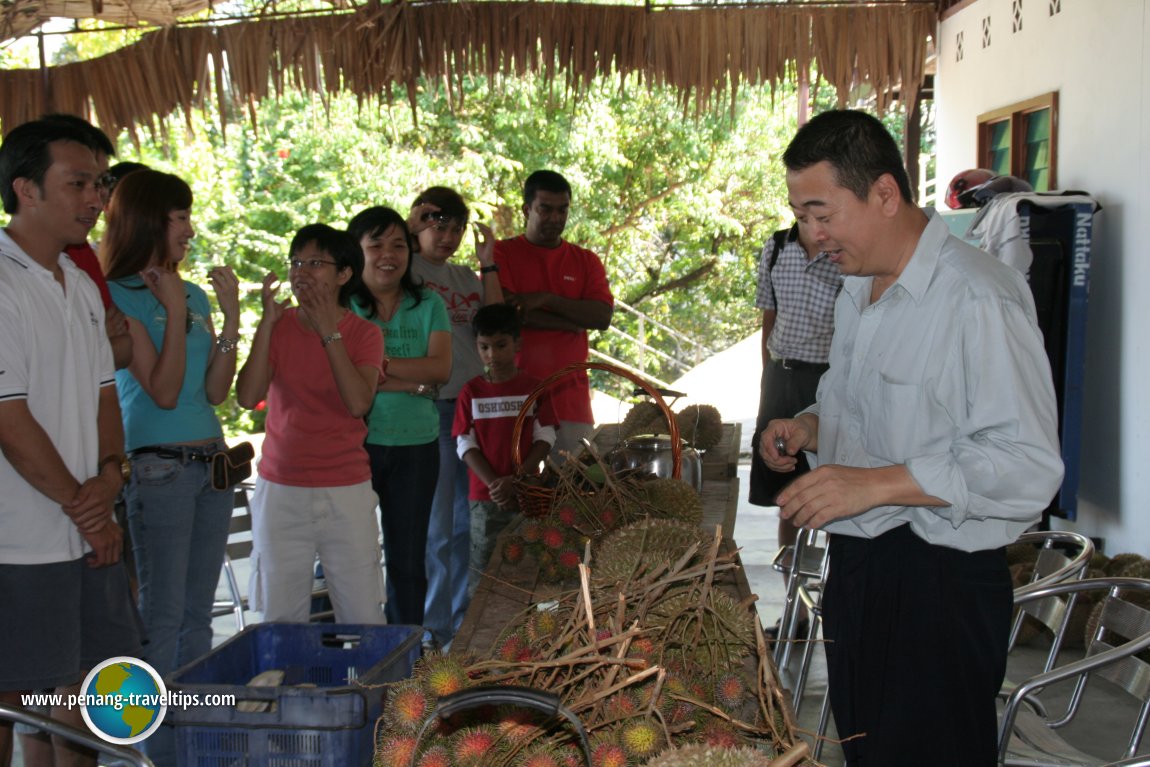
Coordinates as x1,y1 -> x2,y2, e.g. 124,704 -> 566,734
102,169 -> 240,765
236,224 -> 386,628
348,206 -> 451,632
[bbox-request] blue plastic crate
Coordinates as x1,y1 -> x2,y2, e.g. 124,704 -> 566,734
167,623 -> 421,766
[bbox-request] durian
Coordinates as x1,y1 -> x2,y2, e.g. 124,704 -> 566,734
1104,552 -> 1145,576
675,404 -> 723,451
593,519 -> 710,586
641,744 -> 775,767
641,478 -> 703,526
621,402 -> 665,439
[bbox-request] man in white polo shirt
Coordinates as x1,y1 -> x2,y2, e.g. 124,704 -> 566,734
0,117 -> 142,764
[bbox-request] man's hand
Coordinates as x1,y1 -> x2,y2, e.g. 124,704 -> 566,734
777,463 -> 946,530
105,304 -> 129,337
62,472 -> 120,532
759,415 -> 816,472
81,519 -> 123,567
507,292 -> 550,314
776,465 -> 878,529
489,476 -> 516,509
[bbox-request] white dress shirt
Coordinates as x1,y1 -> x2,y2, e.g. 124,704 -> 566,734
804,213 -> 1064,552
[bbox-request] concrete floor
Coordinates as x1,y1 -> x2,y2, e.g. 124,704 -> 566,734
729,462 -> 1150,766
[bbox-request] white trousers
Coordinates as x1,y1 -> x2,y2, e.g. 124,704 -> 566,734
249,479 -> 385,624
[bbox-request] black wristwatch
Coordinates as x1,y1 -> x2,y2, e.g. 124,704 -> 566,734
99,453 -> 132,485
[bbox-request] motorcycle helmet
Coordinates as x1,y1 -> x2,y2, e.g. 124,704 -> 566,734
945,168 -> 995,209
967,174 -> 1034,206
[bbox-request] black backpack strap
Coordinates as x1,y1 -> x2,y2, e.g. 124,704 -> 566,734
766,225 -> 797,308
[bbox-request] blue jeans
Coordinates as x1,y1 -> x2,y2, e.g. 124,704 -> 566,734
423,399 -> 472,647
125,441 -> 233,765
366,440 -> 439,627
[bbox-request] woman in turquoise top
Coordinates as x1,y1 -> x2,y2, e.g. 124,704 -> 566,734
103,170 -> 240,766
349,206 -> 451,629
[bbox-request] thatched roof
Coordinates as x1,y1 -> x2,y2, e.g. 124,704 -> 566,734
0,1 -> 936,138
0,0 -> 213,43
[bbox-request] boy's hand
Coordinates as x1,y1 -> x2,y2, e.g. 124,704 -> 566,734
489,476 -> 516,508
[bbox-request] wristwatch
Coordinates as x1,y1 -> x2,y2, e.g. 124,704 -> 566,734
321,331 -> 343,347
216,335 -> 240,354
480,264 -> 500,274
99,453 -> 132,485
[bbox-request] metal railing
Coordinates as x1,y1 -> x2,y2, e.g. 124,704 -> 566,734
595,298 -> 715,388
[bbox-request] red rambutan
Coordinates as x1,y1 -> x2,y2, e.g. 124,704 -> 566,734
383,680 -> 429,733
557,549 -> 581,570
714,673 -> 748,710
522,521 -> 543,543
451,727 -> 498,766
501,536 -> 526,564
375,734 -> 419,767
555,503 -> 579,527
541,526 -> 565,550
592,741 -> 629,767
415,745 -> 452,767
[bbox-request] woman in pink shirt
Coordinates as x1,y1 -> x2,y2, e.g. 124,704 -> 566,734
237,223 -> 386,624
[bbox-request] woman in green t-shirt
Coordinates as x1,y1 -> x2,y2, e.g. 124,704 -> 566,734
349,206 -> 451,628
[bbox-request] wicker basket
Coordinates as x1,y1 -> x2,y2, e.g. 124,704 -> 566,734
510,361 -> 681,518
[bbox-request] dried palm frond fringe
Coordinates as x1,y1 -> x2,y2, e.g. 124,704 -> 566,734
0,2 -> 934,140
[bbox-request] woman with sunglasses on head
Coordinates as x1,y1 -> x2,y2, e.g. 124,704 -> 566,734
406,187 -> 501,649
348,206 -> 451,634
237,224 -> 386,628
102,169 -> 240,765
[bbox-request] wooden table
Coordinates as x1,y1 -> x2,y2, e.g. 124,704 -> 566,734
454,423 -> 749,657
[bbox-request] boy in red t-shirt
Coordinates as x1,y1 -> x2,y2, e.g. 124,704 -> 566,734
453,304 -> 558,593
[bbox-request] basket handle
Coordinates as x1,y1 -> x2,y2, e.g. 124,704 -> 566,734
510,362 -> 681,479
409,685 -> 591,767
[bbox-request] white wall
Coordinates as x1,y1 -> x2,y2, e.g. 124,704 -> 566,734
937,0 -> 1150,554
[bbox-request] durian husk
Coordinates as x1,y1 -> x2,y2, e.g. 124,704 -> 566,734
641,743 -> 777,767
641,478 -> 704,527
1060,567 -> 1106,649
1104,552 -> 1146,576
593,518 -> 711,587
621,402 -> 666,440
1005,542 -> 1040,567
675,404 -> 724,451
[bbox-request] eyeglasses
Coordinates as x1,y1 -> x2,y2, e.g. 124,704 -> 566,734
288,258 -> 338,270
95,172 -> 116,193
422,212 -> 464,234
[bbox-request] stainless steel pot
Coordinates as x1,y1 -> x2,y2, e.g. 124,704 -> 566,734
606,434 -> 703,492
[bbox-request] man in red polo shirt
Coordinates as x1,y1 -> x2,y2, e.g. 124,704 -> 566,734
493,170 -> 613,460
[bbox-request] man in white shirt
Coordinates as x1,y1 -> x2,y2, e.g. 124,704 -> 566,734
0,117 -> 141,765
760,110 -> 1063,766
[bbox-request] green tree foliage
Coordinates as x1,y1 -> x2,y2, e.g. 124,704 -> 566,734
99,72 -> 823,430
0,35 -> 921,433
